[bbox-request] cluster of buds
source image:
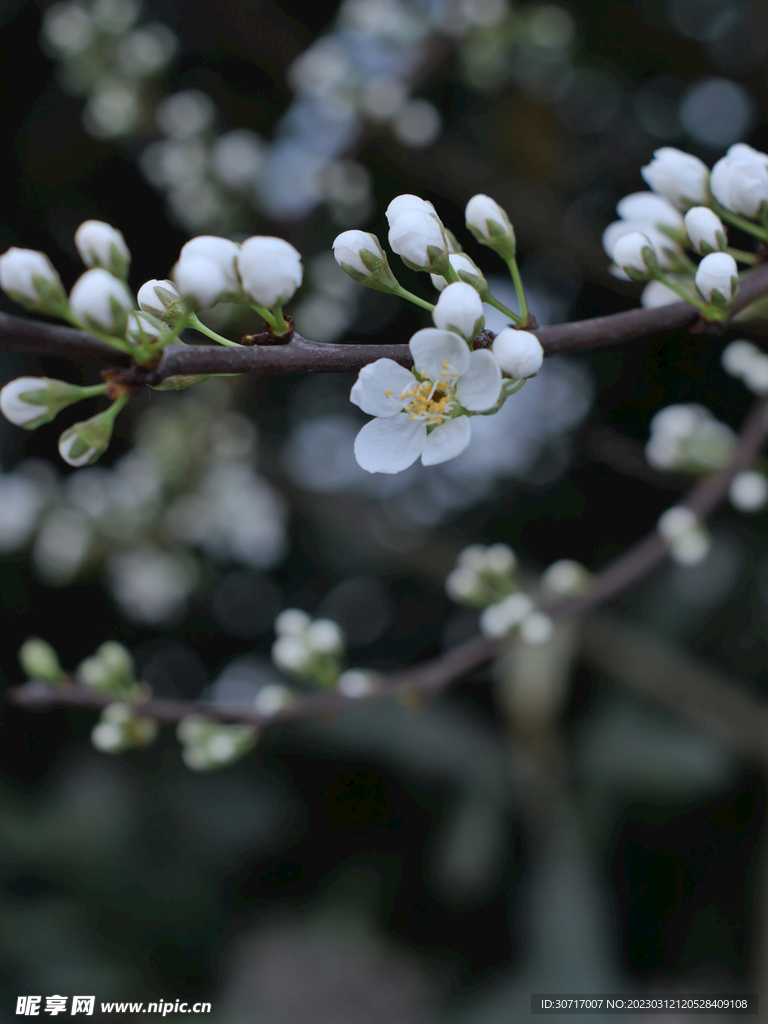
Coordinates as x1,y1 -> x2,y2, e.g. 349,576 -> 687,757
91,703 -> 159,755
176,715 -> 257,771
645,404 -> 736,474
76,641 -> 143,698
600,144 -> 768,322
271,609 -> 347,687
721,339 -> 768,395
445,543 -> 558,647
657,506 -> 711,566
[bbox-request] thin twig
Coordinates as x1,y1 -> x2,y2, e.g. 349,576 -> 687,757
2,263 -> 768,376
8,398 -> 768,728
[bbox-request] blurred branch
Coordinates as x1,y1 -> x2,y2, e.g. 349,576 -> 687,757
8,398 -> 768,729
3,263 -> 768,375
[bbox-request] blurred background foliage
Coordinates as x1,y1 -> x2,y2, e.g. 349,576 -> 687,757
1,0 -> 768,1019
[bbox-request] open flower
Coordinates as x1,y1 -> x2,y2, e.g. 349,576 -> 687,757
350,328 -> 502,474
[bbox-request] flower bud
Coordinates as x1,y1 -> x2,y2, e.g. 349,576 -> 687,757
430,253 -> 488,297
332,230 -> 399,293
77,641 -> 137,696
729,471 -> 768,512
385,194 -> 436,225
126,311 -> 165,346
694,252 -> 738,306
0,376 -> 99,430
275,608 -> 311,635
74,220 -> 130,279
640,147 -> 709,208
387,205 -> 448,273
0,247 -> 67,315
479,593 -> 533,637
641,280 -> 680,309
177,715 -> 257,771
173,257 -> 227,309
492,328 -> 543,378
615,191 -> 684,232
602,221 -> 683,271
684,207 -> 726,255
237,236 -> 303,308
19,637 -> 65,683
721,339 -> 759,378
58,404 -> 121,467
179,236 -> 241,294
465,194 -> 516,259
69,268 -> 134,335
432,281 -> 484,341
611,231 -> 657,279
520,611 -> 553,646
271,634 -> 310,673
306,618 -> 344,654
138,279 -> 184,322
710,153 -> 768,218
92,703 -> 158,754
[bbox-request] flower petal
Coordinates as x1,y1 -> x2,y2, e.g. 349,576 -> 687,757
455,349 -> 502,410
409,328 -> 471,380
354,415 -> 426,474
350,358 -> 415,417
421,416 -> 471,466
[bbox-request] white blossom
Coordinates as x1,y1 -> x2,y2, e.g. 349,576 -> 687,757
126,311 -> 163,345
74,220 -> 130,276
237,236 -> 303,308
173,257 -> 227,309
710,149 -> 768,218
492,328 -> 543,379
387,205 -> 446,270
179,235 -> 241,293
432,282 -> 484,340
683,207 -> 726,254
479,592 -> 533,637
275,608 -> 311,635
694,252 -> 738,304
337,670 -> 377,698
640,147 -> 709,208
520,611 -> 554,646
306,618 -> 345,653
615,191 -> 684,231
721,339 -> 759,378
729,471 -> 768,512
69,268 -> 133,332
350,328 -> 502,474
137,278 -> 183,320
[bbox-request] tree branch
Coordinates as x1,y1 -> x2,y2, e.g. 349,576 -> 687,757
2,263 -> 768,377
8,397 -> 768,729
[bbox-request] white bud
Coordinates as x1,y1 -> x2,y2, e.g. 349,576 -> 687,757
385,194 -> 434,226
650,403 -> 705,439
641,280 -> 680,309
173,257 -> 227,309
640,147 -> 709,208
126,311 -> 163,345
694,252 -> 738,304
74,220 -> 130,277
492,328 -> 543,379
485,543 -> 516,574
137,279 -> 183,321
275,608 -> 311,635
612,231 -> 656,276
539,559 -> 590,597
684,207 -> 726,254
743,354 -> 768,395
337,669 -> 377,698
431,253 -> 481,293
272,634 -> 310,673
520,612 -> 553,646
721,339 -> 759,378
657,505 -> 697,541
603,221 -> 681,270
0,247 -> 65,312
19,637 -> 64,682
388,207 -> 446,269
92,721 -> 126,753
670,530 -> 710,565
237,236 -> 303,308
479,593 -> 533,638
465,193 -> 514,244
332,230 -> 384,278
710,154 -> 768,219
457,544 -> 487,571
179,235 -> 240,293
432,281 -> 484,340
445,566 -> 479,601
728,143 -> 768,166
306,618 -> 344,654
0,378 -> 49,426
615,191 -> 684,231
69,268 -> 133,333
253,684 -> 293,716
729,471 -> 768,512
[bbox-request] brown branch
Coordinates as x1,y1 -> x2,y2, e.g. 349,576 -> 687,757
8,397 -> 768,729
3,263 -> 768,377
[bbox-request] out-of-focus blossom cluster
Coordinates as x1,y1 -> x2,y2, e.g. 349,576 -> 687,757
0,384 -> 287,625
445,542 -> 591,645
645,404 -> 736,474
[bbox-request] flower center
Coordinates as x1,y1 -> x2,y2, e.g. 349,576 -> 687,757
399,361 -> 460,424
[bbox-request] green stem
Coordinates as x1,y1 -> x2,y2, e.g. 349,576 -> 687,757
104,391 -> 130,421
395,286 -> 435,312
505,256 -> 529,324
189,313 -> 243,348
487,295 -> 523,325
79,384 -> 108,399
442,261 -> 461,285
725,247 -> 758,265
63,312 -> 133,355
248,303 -> 278,329
711,201 -> 768,242
655,272 -> 708,311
